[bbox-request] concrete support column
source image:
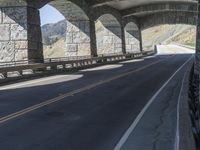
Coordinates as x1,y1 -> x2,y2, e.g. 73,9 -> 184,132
89,20 -> 97,57
139,28 -> 143,52
121,26 -> 126,54
0,3 -> 43,64
195,0 -> 200,74
27,6 -> 44,63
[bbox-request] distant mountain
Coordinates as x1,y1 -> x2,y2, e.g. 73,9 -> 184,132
41,20 -> 66,45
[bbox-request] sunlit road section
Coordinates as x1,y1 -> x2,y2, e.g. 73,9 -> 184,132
0,45 -> 194,150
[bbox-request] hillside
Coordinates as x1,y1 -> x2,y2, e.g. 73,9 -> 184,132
41,21 -> 196,58
142,24 -> 196,50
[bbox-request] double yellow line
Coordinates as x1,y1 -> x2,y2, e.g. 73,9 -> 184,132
0,58 -> 166,124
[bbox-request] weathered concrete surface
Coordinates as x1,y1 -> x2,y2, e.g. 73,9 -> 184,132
139,11 -> 197,30
0,2 -> 43,63
0,0 -> 198,62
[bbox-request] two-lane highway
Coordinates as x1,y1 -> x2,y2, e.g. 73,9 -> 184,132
0,51 -> 194,150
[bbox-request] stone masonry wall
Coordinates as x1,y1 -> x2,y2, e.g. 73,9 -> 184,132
0,5 -> 43,63
50,1 -> 91,57
125,30 -> 140,53
0,6 -> 28,62
96,20 -> 122,55
65,20 -> 91,57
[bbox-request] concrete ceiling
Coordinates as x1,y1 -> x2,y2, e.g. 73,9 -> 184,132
93,0 -> 197,10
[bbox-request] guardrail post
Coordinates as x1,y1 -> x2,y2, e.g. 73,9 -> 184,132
51,66 -> 57,70
154,45 -> 158,54
18,71 -> 23,76
2,73 -> 7,79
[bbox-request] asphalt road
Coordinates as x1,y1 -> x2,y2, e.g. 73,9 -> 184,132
0,53 -> 193,150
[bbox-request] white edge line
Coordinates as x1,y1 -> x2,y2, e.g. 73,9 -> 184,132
113,56 -> 193,150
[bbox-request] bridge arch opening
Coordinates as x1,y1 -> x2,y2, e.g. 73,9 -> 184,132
141,24 -> 196,51
95,14 -> 122,56
40,0 -> 91,59
124,22 -> 140,53
40,5 -> 66,59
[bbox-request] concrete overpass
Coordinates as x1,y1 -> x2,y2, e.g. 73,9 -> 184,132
0,0 -> 198,63
0,0 -> 200,150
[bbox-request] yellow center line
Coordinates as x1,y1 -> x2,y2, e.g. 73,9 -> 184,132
0,56 -> 171,124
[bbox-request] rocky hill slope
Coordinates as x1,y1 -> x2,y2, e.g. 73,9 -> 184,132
142,24 -> 196,50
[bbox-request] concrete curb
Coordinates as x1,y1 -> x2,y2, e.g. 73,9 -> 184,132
179,60 -> 196,150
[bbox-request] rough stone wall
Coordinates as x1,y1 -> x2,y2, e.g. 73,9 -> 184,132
0,6 -> 28,62
50,0 -> 91,57
96,20 -> 122,55
0,4 -> 43,63
65,20 -> 91,57
125,30 -> 140,53
125,31 -> 140,53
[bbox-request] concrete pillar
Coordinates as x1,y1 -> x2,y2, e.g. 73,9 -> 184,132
90,20 -> 98,57
195,0 -> 200,74
121,26 -> 126,54
0,2 -> 43,64
27,5 -> 44,63
138,28 -> 143,52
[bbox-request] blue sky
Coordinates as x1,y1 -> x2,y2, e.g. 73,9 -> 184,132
39,5 -> 65,26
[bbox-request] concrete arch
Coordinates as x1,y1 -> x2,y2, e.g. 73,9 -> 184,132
92,6 -> 122,26
46,0 -> 91,19
44,0 -> 91,57
139,12 -> 197,30
95,14 -> 123,55
0,0 -> 27,7
123,17 -> 139,29
124,22 -> 141,53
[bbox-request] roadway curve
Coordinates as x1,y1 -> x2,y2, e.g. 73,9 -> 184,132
0,49 -> 194,150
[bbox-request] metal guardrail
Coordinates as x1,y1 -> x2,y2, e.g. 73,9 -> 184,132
188,65 -> 200,150
0,55 -> 93,68
0,51 -> 155,80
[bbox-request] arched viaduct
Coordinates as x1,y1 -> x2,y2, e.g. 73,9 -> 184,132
0,0 -> 198,63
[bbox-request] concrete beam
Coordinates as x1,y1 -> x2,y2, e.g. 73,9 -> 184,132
122,2 -> 197,17
139,11 -> 197,30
